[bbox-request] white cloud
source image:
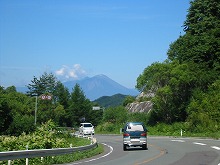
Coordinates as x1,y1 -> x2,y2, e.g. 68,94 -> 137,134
55,64 -> 87,81
55,67 -> 65,76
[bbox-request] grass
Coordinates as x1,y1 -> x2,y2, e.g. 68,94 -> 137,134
95,122 -> 220,139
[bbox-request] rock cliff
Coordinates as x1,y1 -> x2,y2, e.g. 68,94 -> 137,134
125,92 -> 154,113
126,101 -> 153,113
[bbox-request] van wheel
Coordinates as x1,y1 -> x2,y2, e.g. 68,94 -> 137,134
123,144 -> 127,151
142,144 -> 147,150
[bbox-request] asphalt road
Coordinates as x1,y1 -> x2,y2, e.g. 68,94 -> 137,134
64,135 -> 220,165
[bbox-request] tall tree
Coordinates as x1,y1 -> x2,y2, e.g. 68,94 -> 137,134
144,0 -> 220,126
66,84 -> 92,127
167,0 -> 220,70
53,81 -> 70,109
136,61 -> 172,93
27,72 -> 58,97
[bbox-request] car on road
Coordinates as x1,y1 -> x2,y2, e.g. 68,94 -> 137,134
79,122 -> 95,135
122,122 -> 147,151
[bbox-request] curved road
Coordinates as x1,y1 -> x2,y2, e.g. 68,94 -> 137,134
66,135 -> 220,165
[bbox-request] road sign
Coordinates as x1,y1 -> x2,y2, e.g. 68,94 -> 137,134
40,95 -> 52,100
92,106 -> 101,110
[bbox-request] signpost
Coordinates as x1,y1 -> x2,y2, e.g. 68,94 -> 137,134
92,106 -> 105,112
92,106 -> 101,110
40,94 -> 52,100
34,94 -> 52,125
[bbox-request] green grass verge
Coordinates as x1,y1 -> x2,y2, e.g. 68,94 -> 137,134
95,122 -> 220,139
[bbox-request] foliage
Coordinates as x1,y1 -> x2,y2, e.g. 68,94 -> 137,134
103,106 -> 128,124
96,122 -> 123,134
0,88 -> 36,135
135,0 -> 220,133
0,120 -> 102,165
187,80 -> 220,133
136,61 -> 172,93
27,72 -> 58,96
1,72 -> 105,136
123,95 -> 136,106
168,0 -> 220,70
1,0 -> 220,139
66,83 -> 93,127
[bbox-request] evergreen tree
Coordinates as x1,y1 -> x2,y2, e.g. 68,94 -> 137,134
167,0 -> 220,70
27,72 -> 58,97
66,84 -> 92,127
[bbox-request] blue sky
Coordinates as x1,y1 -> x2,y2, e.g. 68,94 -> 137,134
0,0 -> 190,89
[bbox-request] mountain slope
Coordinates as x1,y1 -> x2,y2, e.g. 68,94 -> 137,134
63,74 -> 139,100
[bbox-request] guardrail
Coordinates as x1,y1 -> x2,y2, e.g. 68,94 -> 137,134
0,135 -> 97,163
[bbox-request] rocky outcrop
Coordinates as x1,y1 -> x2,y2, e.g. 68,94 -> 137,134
126,101 -> 153,113
125,91 -> 154,113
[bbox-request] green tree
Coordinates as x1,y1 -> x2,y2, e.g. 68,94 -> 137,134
0,93 -> 12,134
168,0 -> 220,70
103,106 -> 128,124
27,72 -> 58,97
53,81 -> 70,109
27,73 -> 70,125
0,87 -> 36,135
123,95 -> 135,106
187,80 -> 220,132
138,0 -> 220,128
136,61 -> 171,93
66,84 -> 92,127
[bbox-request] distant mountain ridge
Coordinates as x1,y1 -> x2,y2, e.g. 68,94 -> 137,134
16,74 -> 139,101
63,74 -> 139,100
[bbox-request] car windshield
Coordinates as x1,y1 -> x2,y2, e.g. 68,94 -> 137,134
84,124 -> 92,127
126,124 -> 144,131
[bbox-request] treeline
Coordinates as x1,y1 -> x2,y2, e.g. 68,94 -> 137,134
0,73 -> 103,136
136,0 -> 220,133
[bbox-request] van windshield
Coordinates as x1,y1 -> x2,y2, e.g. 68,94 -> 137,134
84,124 -> 92,127
126,124 -> 144,131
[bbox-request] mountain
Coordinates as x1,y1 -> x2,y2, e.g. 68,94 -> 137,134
93,93 -> 129,108
16,74 -> 139,100
63,74 -> 139,100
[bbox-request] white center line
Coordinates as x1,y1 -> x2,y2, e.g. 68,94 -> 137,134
193,142 -> 207,146
171,140 -> 185,142
211,146 -> 220,151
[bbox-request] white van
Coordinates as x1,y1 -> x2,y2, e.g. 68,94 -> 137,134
79,123 -> 95,135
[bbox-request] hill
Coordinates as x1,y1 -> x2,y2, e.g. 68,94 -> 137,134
93,93 -> 128,108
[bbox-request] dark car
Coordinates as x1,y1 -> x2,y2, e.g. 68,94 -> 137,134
122,122 -> 148,151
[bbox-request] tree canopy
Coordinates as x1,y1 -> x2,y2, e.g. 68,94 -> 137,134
137,0 -> 220,133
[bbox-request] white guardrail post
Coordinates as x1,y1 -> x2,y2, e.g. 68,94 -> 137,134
26,144 -> 28,165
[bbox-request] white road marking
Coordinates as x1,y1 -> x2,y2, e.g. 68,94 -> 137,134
211,146 -> 220,151
71,143 -> 113,165
193,142 -> 207,146
171,139 -> 185,142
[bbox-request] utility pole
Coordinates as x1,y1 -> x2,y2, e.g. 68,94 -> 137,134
34,95 -> 38,125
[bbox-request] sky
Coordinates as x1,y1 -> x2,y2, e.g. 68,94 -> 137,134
0,0 -> 190,89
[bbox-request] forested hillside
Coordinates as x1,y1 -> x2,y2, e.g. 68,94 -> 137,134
136,0 -> 220,133
93,94 -> 128,107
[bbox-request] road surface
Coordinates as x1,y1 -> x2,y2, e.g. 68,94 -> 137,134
64,135 -> 220,165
